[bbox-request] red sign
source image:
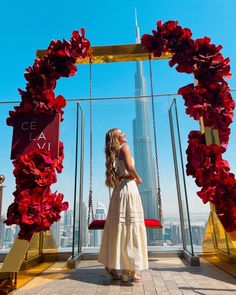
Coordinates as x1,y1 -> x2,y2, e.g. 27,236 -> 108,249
11,113 -> 60,159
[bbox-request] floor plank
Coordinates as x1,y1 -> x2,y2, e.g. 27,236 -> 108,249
10,258 -> 236,295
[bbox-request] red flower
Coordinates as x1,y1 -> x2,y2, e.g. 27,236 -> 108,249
197,186 -> 217,204
141,33 -> 164,57
193,37 -> 231,83
53,141 -> 64,173
4,203 -> 21,226
178,81 -> 234,152
71,29 -> 92,59
7,29 -> 91,127
12,150 -> 57,188
5,185 -> 68,240
143,20 -> 236,233
5,29 -> 91,240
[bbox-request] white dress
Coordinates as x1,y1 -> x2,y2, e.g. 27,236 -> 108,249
97,155 -> 148,271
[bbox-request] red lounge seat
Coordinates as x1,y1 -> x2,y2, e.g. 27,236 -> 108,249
88,218 -> 162,230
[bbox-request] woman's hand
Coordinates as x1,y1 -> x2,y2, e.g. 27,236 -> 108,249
135,176 -> 142,185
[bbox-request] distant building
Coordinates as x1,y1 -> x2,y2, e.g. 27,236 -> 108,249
81,201 -> 88,247
164,227 -> 171,242
64,210 -> 73,227
60,210 -> 73,247
191,224 -> 206,246
51,221 -> 60,246
132,14 -> 161,245
170,223 -> 182,245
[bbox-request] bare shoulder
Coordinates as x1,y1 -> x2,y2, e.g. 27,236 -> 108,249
120,144 -> 130,155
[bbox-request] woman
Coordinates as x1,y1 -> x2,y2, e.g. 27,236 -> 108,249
98,128 -> 148,282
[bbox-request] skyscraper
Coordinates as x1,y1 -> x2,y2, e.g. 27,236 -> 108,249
132,11 -> 160,245
51,220 -> 60,247
81,201 -> 88,247
62,210 -> 73,247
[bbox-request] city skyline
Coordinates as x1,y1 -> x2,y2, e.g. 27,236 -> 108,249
0,205 -> 208,252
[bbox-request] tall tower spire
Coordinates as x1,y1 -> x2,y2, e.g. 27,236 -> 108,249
132,9 -> 160,245
135,7 -> 141,44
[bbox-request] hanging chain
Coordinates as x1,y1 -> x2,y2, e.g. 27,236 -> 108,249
87,60 -> 94,226
148,56 -> 164,225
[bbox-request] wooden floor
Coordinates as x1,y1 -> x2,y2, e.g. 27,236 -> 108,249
11,257 -> 236,295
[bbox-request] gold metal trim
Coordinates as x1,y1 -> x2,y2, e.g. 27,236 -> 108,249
36,43 -> 172,64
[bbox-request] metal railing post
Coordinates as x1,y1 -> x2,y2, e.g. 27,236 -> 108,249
168,100 -> 187,251
78,104 -> 84,254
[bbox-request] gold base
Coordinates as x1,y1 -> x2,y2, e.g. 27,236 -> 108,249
202,205 -> 236,280
203,255 -> 236,278
16,261 -> 53,289
0,229 -> 60,293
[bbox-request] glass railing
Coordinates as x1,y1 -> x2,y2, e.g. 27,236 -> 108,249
1,59 -> 235,261
169,99 -> 192,255
42,102 -> 84,257
0,77 -> 205,258
76,93 -> 186,253
169,99 -> 195,255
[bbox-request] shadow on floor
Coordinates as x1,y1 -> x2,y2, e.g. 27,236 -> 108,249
149,257 -> 236,286
36,265 -> 134,287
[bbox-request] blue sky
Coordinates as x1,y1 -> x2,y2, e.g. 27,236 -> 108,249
1,0 -> 236,219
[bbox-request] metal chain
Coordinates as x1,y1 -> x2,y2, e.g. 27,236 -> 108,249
87,60 -> 94,226
148,56 -> 164,225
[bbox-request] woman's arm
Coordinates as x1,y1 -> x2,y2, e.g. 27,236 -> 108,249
120,144 -> 142,184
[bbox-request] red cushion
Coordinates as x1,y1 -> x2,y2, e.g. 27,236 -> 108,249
144,219 -> 163,228
88,219 -> 106,230
88,218 -> 162,229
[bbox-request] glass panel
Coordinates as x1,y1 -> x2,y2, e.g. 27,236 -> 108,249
26,233 -> 40,260
168,99 -> 193,254
66,60 -> 186,254
73,104 -> 83,256
211,211 -> 229,254
42,229 -> 58,254
1,60 -> 235,261
152,97 -> 183,251
223,92 -> 236,255
42,102 -> 79,255
0,101 -> 84,257
0,103 -> 18,254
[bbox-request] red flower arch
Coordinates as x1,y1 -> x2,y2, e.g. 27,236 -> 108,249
5,21 -> 236,240
142,20 -> 236,233
5,29 -> 91,240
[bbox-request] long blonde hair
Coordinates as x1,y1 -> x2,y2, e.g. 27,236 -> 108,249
105,128 -> 121,187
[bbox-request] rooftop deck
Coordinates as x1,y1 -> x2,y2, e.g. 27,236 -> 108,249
11,257 -> 236,295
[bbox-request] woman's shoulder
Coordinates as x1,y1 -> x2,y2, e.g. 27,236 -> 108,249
120,143 -> 130,151
120,144 -> 131,157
